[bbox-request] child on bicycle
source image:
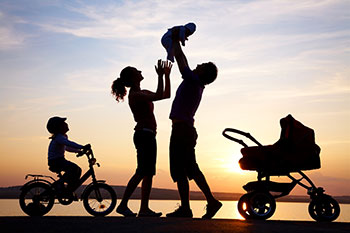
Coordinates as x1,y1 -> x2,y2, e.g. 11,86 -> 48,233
46,116 -> 89,192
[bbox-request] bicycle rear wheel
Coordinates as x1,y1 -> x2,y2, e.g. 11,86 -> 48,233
83,183 -> 117,216
19,182 -> 54,216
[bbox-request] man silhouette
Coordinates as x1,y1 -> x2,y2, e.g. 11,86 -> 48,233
166,40 -> 222,219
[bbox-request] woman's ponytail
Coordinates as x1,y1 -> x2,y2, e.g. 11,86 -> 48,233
111,78 -> 127,102
111,66 -> 135,102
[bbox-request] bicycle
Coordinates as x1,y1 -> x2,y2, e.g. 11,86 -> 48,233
19,146 -> 117,216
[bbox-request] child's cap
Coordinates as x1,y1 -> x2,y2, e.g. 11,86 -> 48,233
47,116 -> 67,134
185,22 -> 196,34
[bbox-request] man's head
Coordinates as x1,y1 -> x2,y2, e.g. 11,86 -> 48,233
195,62 -> 218,85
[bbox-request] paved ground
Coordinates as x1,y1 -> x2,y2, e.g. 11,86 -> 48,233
1,217 -> 349,233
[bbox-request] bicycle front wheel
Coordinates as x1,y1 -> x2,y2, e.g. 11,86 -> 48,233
19,182 -> 54,216
83,183 -> 117,216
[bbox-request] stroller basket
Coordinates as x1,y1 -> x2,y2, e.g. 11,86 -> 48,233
223,114 -> 321,173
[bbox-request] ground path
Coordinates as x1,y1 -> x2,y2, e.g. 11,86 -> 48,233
1,216 -> 349,233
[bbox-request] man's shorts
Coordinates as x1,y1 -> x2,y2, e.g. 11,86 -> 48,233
134,130 -> 157,176
169,122 -> 201,182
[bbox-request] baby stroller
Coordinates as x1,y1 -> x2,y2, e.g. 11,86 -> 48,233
222,114 -> 340,222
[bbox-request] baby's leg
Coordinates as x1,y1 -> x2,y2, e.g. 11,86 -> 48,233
161,35 -> 174,62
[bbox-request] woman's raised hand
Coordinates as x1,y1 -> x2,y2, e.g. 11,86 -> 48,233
155,59 -> 165,76
163,60 -> 172,76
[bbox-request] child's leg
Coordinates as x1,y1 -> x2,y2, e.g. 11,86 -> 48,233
61,160 -> 82,191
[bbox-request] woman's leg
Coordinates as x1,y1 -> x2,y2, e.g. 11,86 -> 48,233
119,173 -> 143,208
138,175 -> 161,216
139,175 -> 152,212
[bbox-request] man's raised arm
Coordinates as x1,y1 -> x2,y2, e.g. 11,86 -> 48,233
173,41 -> 189,75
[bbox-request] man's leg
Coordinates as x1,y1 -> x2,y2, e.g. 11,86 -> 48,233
167,123 -> 193,217
193,171 -> 216,204
193,171 -> 222,219
190,127 -> 222,219
177,177 -> 190,210
166,176 -> 193,217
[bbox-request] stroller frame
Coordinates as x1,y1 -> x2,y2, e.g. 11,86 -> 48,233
223,128 -> 340,222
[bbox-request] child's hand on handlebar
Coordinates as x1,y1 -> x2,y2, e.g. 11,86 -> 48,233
77,144 -> 91,157
83,144 -> 91,150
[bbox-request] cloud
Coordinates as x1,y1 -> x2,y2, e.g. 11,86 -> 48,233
258,72 -> 350,100
63,69 -> 112,92
0,94 -> 67,114
32,0 -> 348,40
36,1 -> 173,40
0,11 -> 27,50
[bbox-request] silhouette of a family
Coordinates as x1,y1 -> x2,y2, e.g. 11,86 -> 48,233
46,22 -> 222,219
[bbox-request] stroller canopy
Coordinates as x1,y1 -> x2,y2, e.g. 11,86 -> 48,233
240,114 -> 321,172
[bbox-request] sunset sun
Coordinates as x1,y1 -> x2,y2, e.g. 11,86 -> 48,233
222,154 -> 245,174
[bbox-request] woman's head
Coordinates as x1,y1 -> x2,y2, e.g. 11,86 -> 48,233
111,66 -> 143,102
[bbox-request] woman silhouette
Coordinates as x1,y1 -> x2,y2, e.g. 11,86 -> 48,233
111,60 -> 172,217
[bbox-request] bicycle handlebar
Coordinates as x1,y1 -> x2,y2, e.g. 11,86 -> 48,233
76,144 -> 93,158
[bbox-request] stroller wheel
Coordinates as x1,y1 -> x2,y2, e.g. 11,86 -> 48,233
246,191 -> 276,220
308,195 -> 340,222
237,193 -> 253,220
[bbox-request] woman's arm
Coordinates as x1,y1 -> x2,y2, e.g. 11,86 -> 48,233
162,61 -> 172,99
154,59 -> 164,100
131,60 -> 167,102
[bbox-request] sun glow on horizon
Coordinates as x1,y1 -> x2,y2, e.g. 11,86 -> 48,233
220,154 -> 246,174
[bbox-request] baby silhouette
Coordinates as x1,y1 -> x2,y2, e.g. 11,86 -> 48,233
161,22 -> 196,62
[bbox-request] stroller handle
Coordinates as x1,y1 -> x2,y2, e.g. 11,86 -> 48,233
222,128 -> 263,147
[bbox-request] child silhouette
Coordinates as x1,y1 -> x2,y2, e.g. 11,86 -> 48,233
46,117 -> 89,193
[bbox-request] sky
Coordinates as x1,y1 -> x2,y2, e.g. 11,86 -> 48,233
0,0 -> 349,196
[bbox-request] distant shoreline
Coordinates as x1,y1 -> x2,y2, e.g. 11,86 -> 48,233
1,185 -> 350,204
